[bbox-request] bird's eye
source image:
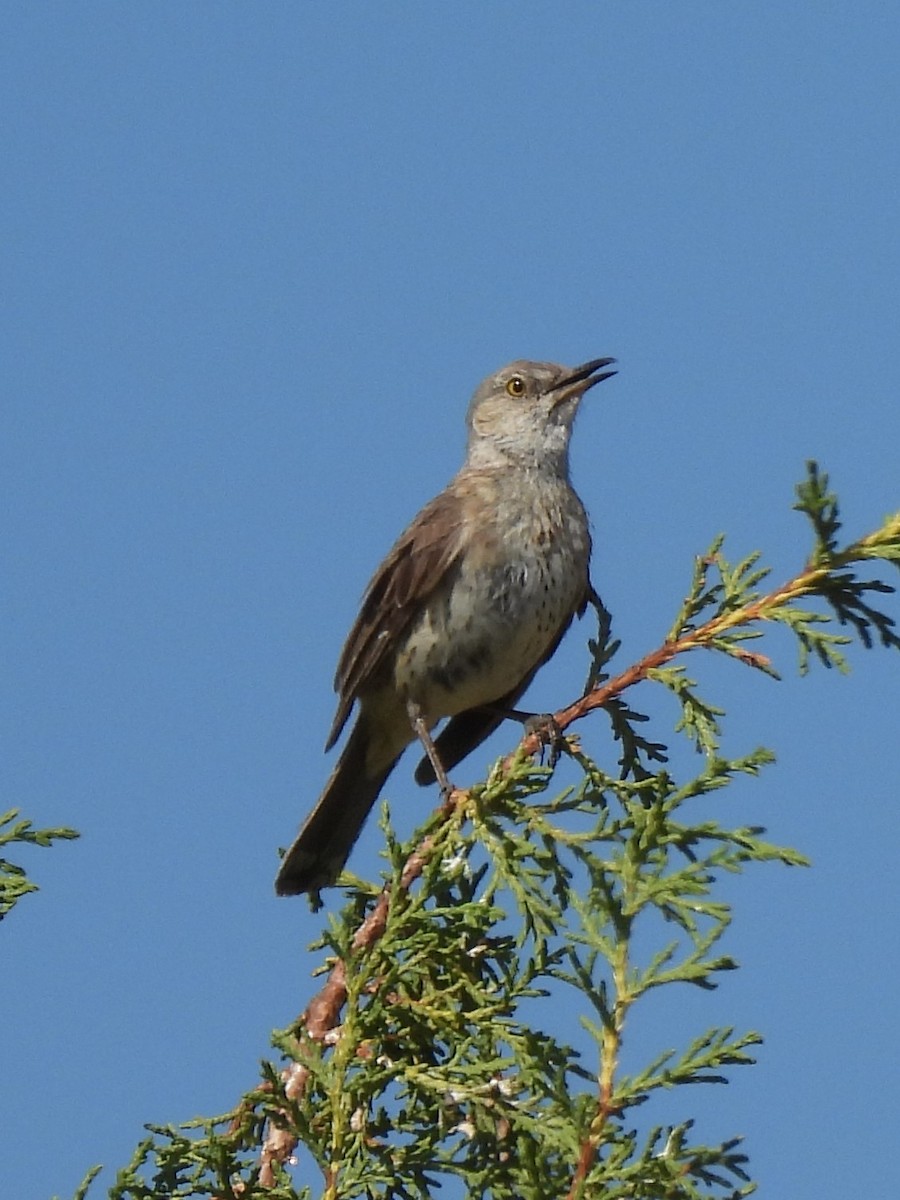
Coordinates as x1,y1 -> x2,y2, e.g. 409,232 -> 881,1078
505,375 -> 526,398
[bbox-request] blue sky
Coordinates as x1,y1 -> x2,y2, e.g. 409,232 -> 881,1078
3,4 -> 898,1196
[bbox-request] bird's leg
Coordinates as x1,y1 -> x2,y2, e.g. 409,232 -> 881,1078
406,700 -> 455,799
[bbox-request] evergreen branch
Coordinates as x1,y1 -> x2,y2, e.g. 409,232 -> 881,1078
55,1165 -> 103,1200
0,809 -> 80,921
794,459 -> 842,565
101,745 -> 797,1198
646,666 -> 724,756
583,584 -> 620,696
602,697 -> 669,780
618,1028 -> 762,1103
665,536 -> 726,643
525,464 -> 900,751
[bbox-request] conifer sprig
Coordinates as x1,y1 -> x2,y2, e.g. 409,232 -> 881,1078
0,809 -> 79,921
543,461 -> 900,756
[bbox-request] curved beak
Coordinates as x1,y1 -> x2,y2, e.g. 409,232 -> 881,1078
551,357 -> 617,406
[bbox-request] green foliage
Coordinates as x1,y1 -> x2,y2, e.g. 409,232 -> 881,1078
0,808 -> 79,921
25,463 -> 900,1198
101,1120 -> 295,1200
794,462 -> 900,660
53,1166 -> 104,1200
96,748 -> 794,1199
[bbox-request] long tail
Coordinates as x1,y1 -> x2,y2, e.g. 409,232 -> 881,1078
275,716 -> 398,895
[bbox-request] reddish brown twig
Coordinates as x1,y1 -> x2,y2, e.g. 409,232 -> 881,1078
522,568 -> 813,759
257,822 -> 452,1186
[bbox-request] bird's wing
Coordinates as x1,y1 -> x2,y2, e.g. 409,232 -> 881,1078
325,484 -> 467,749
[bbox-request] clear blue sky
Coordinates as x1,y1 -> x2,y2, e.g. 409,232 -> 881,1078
4,4 -> 898,1196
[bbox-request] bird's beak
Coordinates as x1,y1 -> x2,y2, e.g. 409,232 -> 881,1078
551,357 -> 617,407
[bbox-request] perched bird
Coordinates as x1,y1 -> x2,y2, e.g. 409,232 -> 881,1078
275,356 -> 616,895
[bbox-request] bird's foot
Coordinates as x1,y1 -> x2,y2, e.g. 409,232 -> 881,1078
522,712 -> 565,768
481,703 -> 566,768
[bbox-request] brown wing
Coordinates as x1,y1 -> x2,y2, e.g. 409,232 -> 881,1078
325,483 -> 467,750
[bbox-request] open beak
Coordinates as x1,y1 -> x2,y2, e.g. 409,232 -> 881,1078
551,357 -> 617,406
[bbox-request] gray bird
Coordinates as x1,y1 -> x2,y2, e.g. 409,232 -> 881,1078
275,356 -> 616,895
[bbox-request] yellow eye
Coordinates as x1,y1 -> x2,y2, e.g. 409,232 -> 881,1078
506,375 -> 526,398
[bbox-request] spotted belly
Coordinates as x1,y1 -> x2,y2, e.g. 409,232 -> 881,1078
392,554 -> 585,722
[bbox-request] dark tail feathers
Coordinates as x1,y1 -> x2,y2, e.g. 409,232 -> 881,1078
275,718 -> 397,896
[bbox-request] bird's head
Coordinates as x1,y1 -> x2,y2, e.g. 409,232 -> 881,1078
465,357 -> 616,470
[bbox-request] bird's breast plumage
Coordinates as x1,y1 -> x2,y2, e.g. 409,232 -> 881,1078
391,468 -> 590,721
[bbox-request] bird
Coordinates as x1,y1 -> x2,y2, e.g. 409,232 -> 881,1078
275,356 -> 616,895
